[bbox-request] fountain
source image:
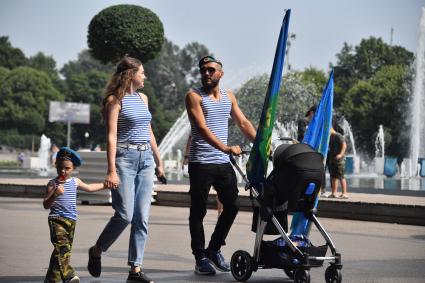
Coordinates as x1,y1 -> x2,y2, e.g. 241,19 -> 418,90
22,134 -> 51,175
375,125 -> 385,158
38,134 -> 51,173
409,7 -> 425,177
374,125 -> 385,175
157,110 -> 191,180
341,118 -> 360,174
158,110 -> 190,160
271,120 -> 297,148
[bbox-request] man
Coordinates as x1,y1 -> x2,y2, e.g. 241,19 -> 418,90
297,105 -> 316,142
185,55 -> 256,275
327,127 -> 348,198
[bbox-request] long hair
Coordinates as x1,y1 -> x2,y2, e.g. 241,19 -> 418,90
101,56 -> 142,121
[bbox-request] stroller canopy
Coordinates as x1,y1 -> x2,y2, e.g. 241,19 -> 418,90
268,143 -> 324,210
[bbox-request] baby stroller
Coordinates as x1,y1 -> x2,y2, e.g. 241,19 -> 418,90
229,143 -> 342,283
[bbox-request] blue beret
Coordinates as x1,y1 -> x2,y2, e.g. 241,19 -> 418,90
56,147 -> 82,167
198,55 -> 222,68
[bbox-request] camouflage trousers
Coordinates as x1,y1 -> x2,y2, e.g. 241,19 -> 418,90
45,216 -> 76,283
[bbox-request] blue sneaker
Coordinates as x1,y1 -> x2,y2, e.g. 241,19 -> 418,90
195,258 -> 216,275
206,250 -> 230,272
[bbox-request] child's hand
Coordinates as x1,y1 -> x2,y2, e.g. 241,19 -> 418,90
104,172 -> 119,189
57,174 -> 66,183
55,184 -> 65,196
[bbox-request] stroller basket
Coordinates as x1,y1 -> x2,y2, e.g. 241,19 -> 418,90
259,240 -> 328,268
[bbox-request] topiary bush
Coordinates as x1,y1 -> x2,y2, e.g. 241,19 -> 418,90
87,4 -> 164,64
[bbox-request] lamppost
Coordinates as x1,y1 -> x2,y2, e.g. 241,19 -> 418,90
84,132 -> 89,149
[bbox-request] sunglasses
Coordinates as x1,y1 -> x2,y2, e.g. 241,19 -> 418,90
200,67 -> 217,74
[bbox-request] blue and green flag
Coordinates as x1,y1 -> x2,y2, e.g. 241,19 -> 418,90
246,10 -> 291,185
290,70 -> 334,237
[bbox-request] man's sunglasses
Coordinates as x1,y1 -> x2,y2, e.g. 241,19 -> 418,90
200,67 -> 217,74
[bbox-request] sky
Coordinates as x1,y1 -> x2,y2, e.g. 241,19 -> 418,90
0,0 -> 424,88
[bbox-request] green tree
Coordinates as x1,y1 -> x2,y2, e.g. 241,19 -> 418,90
60,51 -> 111,148
0,67 -> 63,148
144,40 -> 211,142
278,70 -> 325,123
341,65 -> 411,159
63,70 -> 109,149
28,51 -> 67,94
0,66 -> 9,82
333,37 -> 414,159
142,80 -> 169,141
179,42 -> 210,87
0,36 -> 27,69
229,69 -> 326,146
65,70 -> 109,104
87,5 -> 164,64
144,40 -> 186,131
61,50 -> 113,78
333,37 -> 414,107
28,52 -> 58,79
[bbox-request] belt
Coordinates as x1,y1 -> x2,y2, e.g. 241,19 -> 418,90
117,142 -> 150,151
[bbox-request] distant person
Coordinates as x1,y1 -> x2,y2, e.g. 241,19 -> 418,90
92,144 -> 102,152
327,127 -> 348,198
185,55 -> 256,275
17,151 -> 25,167
296,105 -> 329,196
87,56 -> 164,283
51,144 -> 60,166
43,147 -> 113,283
297,105 -> 316,142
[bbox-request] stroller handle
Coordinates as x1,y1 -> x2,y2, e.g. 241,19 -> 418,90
229,154 -> 250,185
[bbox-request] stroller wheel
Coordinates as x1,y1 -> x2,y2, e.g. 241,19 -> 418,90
294,269 -> 310,283
283,268 -> 295,279
231,250 -> 254,282
325,266 -> 342,283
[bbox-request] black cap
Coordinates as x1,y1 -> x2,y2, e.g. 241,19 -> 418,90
198,55 -> 222,68
305,105 -> 317,117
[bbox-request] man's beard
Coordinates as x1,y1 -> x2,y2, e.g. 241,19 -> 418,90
201,77 -> 220,90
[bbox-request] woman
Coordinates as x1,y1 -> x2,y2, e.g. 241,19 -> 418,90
87,56 -> 164,283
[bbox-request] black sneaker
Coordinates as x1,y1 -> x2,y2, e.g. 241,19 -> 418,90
127,270 -> 155,283
87,247 -> 101,277
194,257 -> 216,275
206,250 -> 230,272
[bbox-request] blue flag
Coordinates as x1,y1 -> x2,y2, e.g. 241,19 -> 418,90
246,10 -> 291,186
290,70 -> 334,237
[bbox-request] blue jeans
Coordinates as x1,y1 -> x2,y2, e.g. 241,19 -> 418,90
96,147 -> 154,267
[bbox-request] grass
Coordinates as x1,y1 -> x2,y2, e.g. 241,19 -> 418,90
0,160 -> 20,168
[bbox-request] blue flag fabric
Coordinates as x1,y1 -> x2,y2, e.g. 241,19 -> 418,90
246,10 -> 291,186
290,70 -> 334,237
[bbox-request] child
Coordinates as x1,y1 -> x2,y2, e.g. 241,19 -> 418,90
43,147 -> 114,283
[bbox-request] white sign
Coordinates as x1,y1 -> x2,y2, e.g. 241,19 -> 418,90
49,101 -> 90,124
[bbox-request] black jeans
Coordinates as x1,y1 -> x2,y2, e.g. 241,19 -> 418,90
188,162 -> 240,260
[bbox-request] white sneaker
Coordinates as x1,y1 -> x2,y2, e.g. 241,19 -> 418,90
320,192 -> 330,198
66,276 -> 80,283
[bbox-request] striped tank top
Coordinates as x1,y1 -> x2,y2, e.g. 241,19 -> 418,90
49,177 -> 78,221
190,87 -> 232,164
117,93 -> 152,144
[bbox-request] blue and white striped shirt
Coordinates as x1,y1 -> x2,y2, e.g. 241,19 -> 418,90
190,87 -> 232,164
118,93 -> 152,144
49,177 -> 78,221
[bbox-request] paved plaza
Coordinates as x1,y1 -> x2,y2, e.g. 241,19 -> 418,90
0,197 -> 425,282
